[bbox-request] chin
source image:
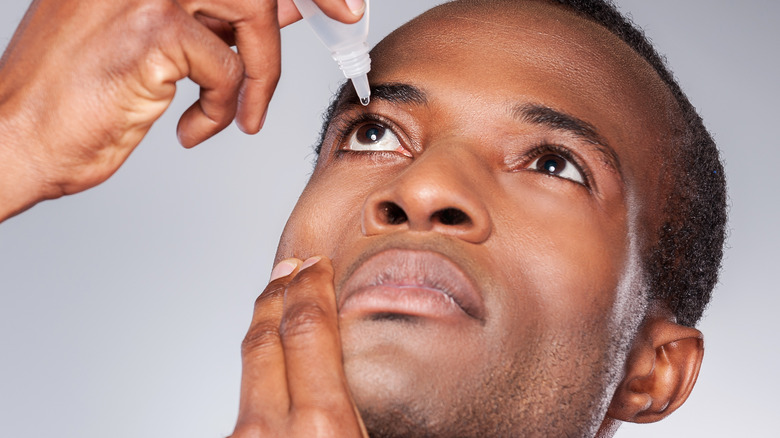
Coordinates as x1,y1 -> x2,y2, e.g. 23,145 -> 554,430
340,330 -> 461,437
340,325 -> 617,438
340,331 -> 509,438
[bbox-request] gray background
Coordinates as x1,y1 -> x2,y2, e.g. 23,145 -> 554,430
1,0 -> 776,436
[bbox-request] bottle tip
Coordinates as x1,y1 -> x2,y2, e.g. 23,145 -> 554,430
350,74 -> 371,106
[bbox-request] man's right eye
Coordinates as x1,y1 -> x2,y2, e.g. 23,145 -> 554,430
343,122 -> 408,155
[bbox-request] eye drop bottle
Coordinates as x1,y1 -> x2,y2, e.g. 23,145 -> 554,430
292,0 -> 371,105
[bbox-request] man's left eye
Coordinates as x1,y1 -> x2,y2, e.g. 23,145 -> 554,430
344,123 -> 406,154
529,153 -> 586,184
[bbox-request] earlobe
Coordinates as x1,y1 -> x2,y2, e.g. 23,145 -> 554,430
607,307 -> 704,424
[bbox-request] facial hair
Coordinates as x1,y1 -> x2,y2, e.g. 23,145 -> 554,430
358,320 -> 638,438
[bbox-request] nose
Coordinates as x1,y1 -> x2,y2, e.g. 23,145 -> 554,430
361,147 -> 492,244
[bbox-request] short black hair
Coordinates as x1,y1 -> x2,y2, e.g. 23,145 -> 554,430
316,0 -> 727,327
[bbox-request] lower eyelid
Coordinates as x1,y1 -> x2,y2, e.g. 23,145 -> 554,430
334,150 -> 412,165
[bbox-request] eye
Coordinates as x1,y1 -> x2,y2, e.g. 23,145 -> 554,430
529,153 -> 586,185
343,122 -> 408,155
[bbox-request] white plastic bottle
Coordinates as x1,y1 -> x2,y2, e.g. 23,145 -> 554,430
293,0 -> 371,105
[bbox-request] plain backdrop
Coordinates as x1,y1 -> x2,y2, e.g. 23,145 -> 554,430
1,1 -> 777,436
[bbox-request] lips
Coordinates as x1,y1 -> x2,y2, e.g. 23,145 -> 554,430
338,249 -> 486,322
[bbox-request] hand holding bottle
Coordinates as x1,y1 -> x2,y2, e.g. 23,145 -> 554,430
294,0 -> 371,104
0,0 -> 365,222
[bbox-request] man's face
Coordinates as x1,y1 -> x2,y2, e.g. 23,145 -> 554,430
276,1 -> 677,436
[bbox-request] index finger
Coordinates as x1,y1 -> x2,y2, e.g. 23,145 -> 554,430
233,0 -> 365,133
277,0 -> 365,27
229,0 -> 281,134
235,259 -> 302,428
279,257 -> 363,429
179,0 -> 280,134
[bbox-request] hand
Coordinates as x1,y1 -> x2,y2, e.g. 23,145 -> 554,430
0,0 -> 364,221
231,256 -> 368,438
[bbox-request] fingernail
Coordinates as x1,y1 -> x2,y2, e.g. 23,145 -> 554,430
346,0 -> 365,16
300,256 -> 322,270
270,260 -> 297,281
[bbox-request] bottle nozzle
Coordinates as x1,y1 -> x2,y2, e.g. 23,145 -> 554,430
293,0 -> 372,105
351,74 -> 371,106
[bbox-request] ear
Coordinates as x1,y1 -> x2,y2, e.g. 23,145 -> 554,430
606,305 -> 704,424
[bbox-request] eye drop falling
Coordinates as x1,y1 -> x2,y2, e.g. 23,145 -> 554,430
293,0 -> 371,105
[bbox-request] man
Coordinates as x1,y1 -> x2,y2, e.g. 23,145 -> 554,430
0,0 -> 726,437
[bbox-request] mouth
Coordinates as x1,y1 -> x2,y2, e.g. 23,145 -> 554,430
338,249 -> 486,322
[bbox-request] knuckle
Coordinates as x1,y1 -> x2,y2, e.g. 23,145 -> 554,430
241,322 -> 281,355
242,48 -> 280,86
254,0 -> 279,16
242,62 -> 280,96
255,283 -> 284,307
222,53 -> 245,85
280,302 -> 330,338
288,267 -> 327,289
127,0 -> 180,36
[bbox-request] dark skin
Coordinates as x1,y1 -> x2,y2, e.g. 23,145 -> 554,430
272,1 -> 704,437
0,0 -> 365,221
0,0 -> 704,437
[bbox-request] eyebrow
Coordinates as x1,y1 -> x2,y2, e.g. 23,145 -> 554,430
513,103 -> 621,172
335,82 -> 428,110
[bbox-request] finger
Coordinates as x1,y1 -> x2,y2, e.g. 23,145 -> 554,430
235,0 -> 369,131
174,17 -> 244,147
280,257 -> 360,429
235,259 -> 302,428
231,3 -> 281,134
314,0 -> 366,22
277,0 -> 303,27
277,0 -> 365,27
181,0 -> 282,134
194,13 -> 236,46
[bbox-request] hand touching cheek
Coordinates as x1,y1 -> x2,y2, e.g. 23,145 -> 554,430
232,257 -> 368,438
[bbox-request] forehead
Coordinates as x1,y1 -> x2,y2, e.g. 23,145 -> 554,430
364,0 -> 680,234
372,1 -> 673,129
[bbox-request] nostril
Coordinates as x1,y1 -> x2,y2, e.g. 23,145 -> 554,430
433,208 -> 472,227
380,202 -> 408,225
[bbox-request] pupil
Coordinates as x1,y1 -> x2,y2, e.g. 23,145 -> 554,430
358,124 -> 385,144
537,154 -> 565,174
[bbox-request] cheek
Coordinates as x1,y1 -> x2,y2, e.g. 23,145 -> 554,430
275,169 -> 366,262
490,179 -> 629,337
478,194 -> 630,400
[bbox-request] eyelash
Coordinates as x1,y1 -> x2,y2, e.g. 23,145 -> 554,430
524,143 -> 593,189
